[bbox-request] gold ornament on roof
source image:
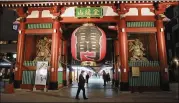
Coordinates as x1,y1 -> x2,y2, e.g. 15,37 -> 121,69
129,39 -> 148,61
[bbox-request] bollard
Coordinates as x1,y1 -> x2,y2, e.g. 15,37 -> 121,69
33,85 -> 36,91
44,85 -> 48,92
4,83 -> 14,94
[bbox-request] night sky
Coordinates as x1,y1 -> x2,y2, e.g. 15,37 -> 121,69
0,8 -> 18,41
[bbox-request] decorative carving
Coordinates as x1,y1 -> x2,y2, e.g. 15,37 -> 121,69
129,39 -> 148,61
52,15 -> 60,21
154,3 -> 170,15
81,61 -> 96,66
16,17 -> 26,22
155,14 -> 163,20
34,37 -> 52,62
50,6 -> 65,21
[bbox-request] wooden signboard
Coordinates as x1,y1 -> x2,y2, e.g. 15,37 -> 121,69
75,7 -> 103,18
35,61 -> 48,85
132,67 -> 140,77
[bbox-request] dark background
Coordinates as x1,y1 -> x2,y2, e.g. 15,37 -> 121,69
0,8 -> 18,41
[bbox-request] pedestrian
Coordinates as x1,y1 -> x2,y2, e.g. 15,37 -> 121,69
0,69 -> 2,81
112,72 -> 115,87
95,73 -> 98,78
9,68 -> 15,84
106,73 -> 110,83
75,70 -> 88,100
4,69 -> 10,79
9,64 -> 15,84
1,68 -> 5,79
102,70 -> 106,86
86,73 -> 89,84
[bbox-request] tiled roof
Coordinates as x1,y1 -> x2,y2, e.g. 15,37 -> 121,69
0,0 -> 179,7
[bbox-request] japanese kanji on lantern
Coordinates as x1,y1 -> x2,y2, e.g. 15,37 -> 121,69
71,23 -> 106,62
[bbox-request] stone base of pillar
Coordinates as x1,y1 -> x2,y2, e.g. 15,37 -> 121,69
63,80 -> 67,86
49,81 -> 58,90
14,80 -> 22,88
160,81 -> 170,91
69,79 -> 72,84
120,82 -> 129,91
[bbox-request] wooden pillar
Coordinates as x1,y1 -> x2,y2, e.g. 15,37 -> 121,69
156,15 -> 169,90
14,18 -> 25,88
49,18 -> 61,90
117,17 -> 129,91
14,8 -> 26,88
62,40 -> 67,86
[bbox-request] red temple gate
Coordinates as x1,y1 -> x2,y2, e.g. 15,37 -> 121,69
1,0 -> 178,91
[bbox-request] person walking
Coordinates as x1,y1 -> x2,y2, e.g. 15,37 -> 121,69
106,73 -> 110,84
102,70 -> 106,86
9,68 -> 15,84
0,69 -> 2,81
112,72 -> 116,87
86,73 -> 89,84
75,71 -> 88,100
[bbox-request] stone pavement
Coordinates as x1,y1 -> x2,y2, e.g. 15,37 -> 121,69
1,77 -> 179,102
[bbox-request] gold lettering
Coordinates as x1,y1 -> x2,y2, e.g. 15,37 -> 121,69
85,9 -> 91,16
93,9 -> 100,15
77,9 -> 83,16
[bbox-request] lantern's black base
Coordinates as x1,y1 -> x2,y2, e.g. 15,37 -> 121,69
14,80 -> 21,88
63,80 -> 67,86
49,82 -> 58,90
120,82 -> 129,91
161,81 -> 170,91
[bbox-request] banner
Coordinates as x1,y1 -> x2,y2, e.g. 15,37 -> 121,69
132,67 -> 140,77
35,61 -> 48,85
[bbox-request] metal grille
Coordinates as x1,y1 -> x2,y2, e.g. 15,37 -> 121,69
129,72 -> 160,86
22,71 -> 35,84
127,22 -> 155,28
26,23 -> 53,29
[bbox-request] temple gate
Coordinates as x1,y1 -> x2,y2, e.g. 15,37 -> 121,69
1,0 -> 178,91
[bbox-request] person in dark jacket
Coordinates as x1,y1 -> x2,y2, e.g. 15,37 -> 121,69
106,73 -> 111,83
9,69 -> 15,84
86,73 -> 89,84
102,70 -> 106,86
75,71 -> 88,100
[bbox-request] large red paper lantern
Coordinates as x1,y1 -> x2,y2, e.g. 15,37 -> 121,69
71,23 -> 106,61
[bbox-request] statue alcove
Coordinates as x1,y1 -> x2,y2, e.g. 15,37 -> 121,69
128,33 -> 159,62
24,35 -> 52,67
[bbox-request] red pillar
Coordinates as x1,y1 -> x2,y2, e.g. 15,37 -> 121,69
156,15 -> 169,90
14,18 -> 25,88
62,40 -> 67,86
49,19 -> 61,90
117,18 -> 129,91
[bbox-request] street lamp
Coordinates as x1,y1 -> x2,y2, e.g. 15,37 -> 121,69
173,58 -> 179,67
13,54 -> 17,59
172,57 -> 179,99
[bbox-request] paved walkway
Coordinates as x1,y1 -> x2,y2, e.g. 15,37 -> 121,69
1,77 -> 179,102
